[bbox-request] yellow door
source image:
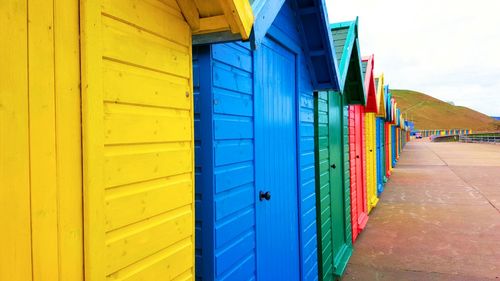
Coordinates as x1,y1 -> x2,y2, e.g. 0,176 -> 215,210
81,0 -> 194,279
365,113 -> 379,212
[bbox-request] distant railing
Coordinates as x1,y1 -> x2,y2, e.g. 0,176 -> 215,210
459,134 -> 500,144
432,135 -> 459,142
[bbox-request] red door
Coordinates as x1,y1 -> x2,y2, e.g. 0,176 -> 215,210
349,105 -> 369,243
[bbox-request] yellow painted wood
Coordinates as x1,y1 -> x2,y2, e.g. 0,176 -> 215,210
105,206 -> 193,274
0,1 -> 33,280
103,144 -> 191,188
199,15 -> 231,34
81,0 -> 107,279
375,74 -> 385,117
365,113 -> 379,213
217,0 -> 240,33
101,16 -> 190,78
102,60 -> 191,110
3,0 -> 254,278
107,238 -> 193,281
54,0 -> 84,278
82,0 -> 195,279
103,103 -> 191,144
175,0 -> 201,30
189,0 -> 254,40
225,0 -> 254,39
28,1 -> 60,279
102,0 -> 190,47
2,1 -> 83,279
104,174 -> 192,231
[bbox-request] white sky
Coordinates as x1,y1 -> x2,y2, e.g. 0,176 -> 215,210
326,0 -> 500,116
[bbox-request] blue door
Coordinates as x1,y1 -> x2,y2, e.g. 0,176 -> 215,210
376,118 -> 382,194
255,36 -> 300,281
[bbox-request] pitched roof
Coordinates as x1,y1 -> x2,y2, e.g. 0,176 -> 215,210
330,18 -> 366,105
250,0 -> 340,90
375,73 -> 386,117
385,87 -> 392,121
362,55 -> 378,112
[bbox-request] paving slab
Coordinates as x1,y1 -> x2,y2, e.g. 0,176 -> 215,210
343,141 -> 500,281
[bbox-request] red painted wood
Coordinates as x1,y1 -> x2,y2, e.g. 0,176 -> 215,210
362,55 -> 378,113
349,105 -> 369,243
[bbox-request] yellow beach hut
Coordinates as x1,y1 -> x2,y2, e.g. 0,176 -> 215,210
0,1 -> 253,280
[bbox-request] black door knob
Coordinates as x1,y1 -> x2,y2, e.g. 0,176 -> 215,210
330,163 -> 336,169
370,149 -> 373,152
259,191 -> 271,201
356,155 -> 360,158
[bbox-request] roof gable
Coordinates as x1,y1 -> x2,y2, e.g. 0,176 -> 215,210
375,73 -> 386,117
189,0 -> 254,43
385,87 -> 392,121
331,18 -> 366,105
362,55 -> 378,112
248,0 -> 340,90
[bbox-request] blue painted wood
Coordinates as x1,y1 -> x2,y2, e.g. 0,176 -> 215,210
376,117 -> 385,195
255,36 -> 300,281
194,42 -> 256,281
392,125 -> 397,167
194,1 -> 327,280
251,0 -> 340,90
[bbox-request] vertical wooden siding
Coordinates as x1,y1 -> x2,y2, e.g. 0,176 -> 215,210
0,2 -> 32,279
348,105 -> 358,241
314,91 -> 333,280
1,1 -> 82,280
365,113 -> 378,212
81,0 -> 195,279
194,3 -> 319,280
342,100 -> 353,249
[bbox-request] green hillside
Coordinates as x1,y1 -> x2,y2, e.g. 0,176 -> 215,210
391,90 -> 500,131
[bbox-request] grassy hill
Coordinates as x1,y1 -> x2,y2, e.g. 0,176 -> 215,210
391,90 -> 500,131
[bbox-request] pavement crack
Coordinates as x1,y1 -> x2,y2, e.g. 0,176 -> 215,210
424,143 -> 500,214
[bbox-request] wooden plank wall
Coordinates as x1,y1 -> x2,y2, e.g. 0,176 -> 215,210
0,0 -> 82,280
81,0 -> 195,279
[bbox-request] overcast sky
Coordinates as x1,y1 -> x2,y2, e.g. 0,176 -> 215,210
326,0 -> 500,116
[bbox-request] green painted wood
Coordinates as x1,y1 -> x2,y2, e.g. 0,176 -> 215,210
330,19 -> 366,106
315,91 -> 353,280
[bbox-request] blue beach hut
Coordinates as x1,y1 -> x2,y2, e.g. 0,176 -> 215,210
193,0 -> 339,280
375,75 -> 387,195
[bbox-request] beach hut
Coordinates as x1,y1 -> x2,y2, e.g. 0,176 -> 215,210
194,1 -> 339,280
385,89 -> 393,177
375,74 -> 387,195
362,55 -> 379,213
313,18 -> 366,279
1,1 -> 254,280
332,20 -> 370,244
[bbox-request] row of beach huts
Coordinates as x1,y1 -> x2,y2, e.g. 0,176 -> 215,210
1,0 -> 410,280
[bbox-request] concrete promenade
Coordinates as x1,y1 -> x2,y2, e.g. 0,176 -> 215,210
343,140 -> 500,280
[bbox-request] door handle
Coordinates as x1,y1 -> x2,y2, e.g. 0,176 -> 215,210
259,191 -> 271,201
370,149 -> 373,152
356,155 -> 360,158
330,163 -> 336,169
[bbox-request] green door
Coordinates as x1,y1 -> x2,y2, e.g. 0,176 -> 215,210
315,91 -> 353,280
